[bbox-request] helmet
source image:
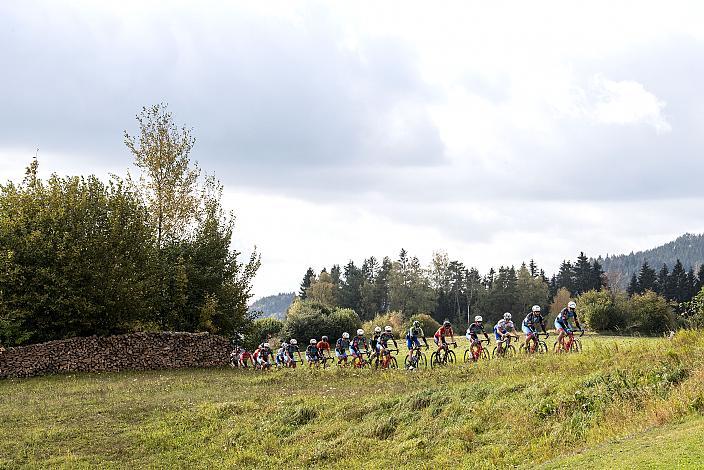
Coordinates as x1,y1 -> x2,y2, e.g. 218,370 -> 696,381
310,339 -> 317,345
413,320 -> 420,327
443,320 -> 451,327
357,328 -> 364,336
281,342 -> 288,348
290,338 -> 298,345
532,305 -> 541,312
374,326 -> 382,333
263,342 -> 270,348
384,325 -> 392,332
342,332 -> 350,339
475,315 -> 483,322
568,301 -> 577,309
503,312 -> 512,320
322,336 -> 328,342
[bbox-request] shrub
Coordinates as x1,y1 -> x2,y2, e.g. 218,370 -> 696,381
280,299 -> 361,343
362,312 -> 405,337
628,290 -> 675,335
405,314 -> 440,337
577,289 -> 626,332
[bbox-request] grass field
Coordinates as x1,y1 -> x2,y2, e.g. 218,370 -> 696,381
2,333 -> 704,469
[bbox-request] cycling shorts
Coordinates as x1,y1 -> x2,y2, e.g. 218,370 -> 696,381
522,325 -> 535,336
407,337 -> 420,349
554,318 -> 571,332
335,350 -> 347,358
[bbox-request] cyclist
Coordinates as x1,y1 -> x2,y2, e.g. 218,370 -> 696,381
305,339 -> 321,368
286,338 -> 302,366
350,328 -> 369,366
257,342 -> 274,370
317,335 -> 331,358
369,326 -> 383,363
466,315 -> 490,361
523,305 -> 547,352
406,320 -> 429,364
494,313 -> 518,355
377,325 -> 399,368
335,332 -> 351,365
275,342 -> 289,367
434,320 -> 455,350
239,348 -> 252,368
555,301 -> 583,351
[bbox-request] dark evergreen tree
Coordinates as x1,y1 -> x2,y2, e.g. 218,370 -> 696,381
687,267 -> 697,301
637,261 -> 657,293
373,257 -> 392,313
556,261 -> 575,293
529,259 -> 538,277
590,259 -> 605,291
548,275 -> 558,300
656,264 -> 674,299
627,273 -> 639,296
299,267 -> 315,299
697,264 -> 704,293
330,264 -> 342,304
670,259 -> 689,303
573,252 -> 592,295
339,261 -> 364,315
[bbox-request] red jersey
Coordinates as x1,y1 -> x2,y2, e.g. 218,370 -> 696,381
316,341 -> 331,353
434,326 -> 454,338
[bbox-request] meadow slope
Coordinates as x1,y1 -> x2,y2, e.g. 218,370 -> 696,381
1,334 -> 704,469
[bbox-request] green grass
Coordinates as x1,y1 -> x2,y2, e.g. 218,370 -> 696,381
2,333 -> 704,468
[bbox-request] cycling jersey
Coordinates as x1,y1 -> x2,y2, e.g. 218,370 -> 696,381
335,338 -> 350,353
494,320 -> 514,340
408,325 -> 424,339
378,332 -> 395,349
370,333 -> 380,351
466,322 -> 485,340
305,345 -> 320,360
555,307 -> 579,332
522,313 -> 545,335
350,335 -> 367,353
286,344 -> 300,358
317,341 -> 331,354
258,347 -> 273,363
434,326 -> 453,339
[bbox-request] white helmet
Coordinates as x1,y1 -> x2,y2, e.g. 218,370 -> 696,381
532,305 -> 541,312
503,312 -> 512,320
310,338 -> 317,345
568,301 -> 577,309
384,325 -> 392,333
475,315 -> 483,322
263,342 -> 270,348
290,338 -> 298,345
357,328 -> 364,336
374,326 -> 382,333
342,332 -> 350,339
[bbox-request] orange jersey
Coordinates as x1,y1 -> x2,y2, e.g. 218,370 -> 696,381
316,340 -> 331,352
434,326 -> 454,338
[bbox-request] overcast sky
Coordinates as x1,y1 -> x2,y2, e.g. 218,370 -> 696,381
2,1 -> 704,298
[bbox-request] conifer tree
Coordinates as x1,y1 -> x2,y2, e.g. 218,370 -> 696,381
627,273 -> 639,296
299,267 -> 315,299
637,261 -> 657,293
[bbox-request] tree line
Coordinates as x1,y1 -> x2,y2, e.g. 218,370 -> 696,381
0,104 -> 260,346
627,260 -> 704,305
296,249 -> 606,327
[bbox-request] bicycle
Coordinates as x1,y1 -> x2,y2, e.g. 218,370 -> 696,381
464,338 -> 490,363
553,329 -> 584,353
374,348 -> 399,370
351,349 -> 372,369
405,345 -> 429,369
492,335 -> 518,358
430,341 -> 457,368
520,332 -> 549,354
320,355 -> 336,369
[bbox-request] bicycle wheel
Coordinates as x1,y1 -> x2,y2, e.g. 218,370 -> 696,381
519,344 -> 527,354
417,352 -> 427,369
538,341 -> 548,354
446,350 -> 456,364
464,349 -> 471,363
505,345 -> 516,357
388,357 -> 398,369
491,346 -> 499,359
480,348 -> 490,360
430,351 -> 439,368
571,339 -> 582,353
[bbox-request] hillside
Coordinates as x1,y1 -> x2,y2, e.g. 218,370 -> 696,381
1,333 -> 703,468
599,233 -> 704,289
248,292 -> 295,319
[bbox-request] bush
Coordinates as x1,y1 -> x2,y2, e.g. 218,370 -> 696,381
577,290 -> 626,332
362,312 -> 405,338
404,314 -> 440,337
280,299 -> 361,343
629,290 -> 675,335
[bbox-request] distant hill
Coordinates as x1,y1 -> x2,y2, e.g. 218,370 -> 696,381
248,292 -> 295,320
598,233 -> 704,289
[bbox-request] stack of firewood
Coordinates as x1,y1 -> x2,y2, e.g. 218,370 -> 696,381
0,332 -> 230,379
